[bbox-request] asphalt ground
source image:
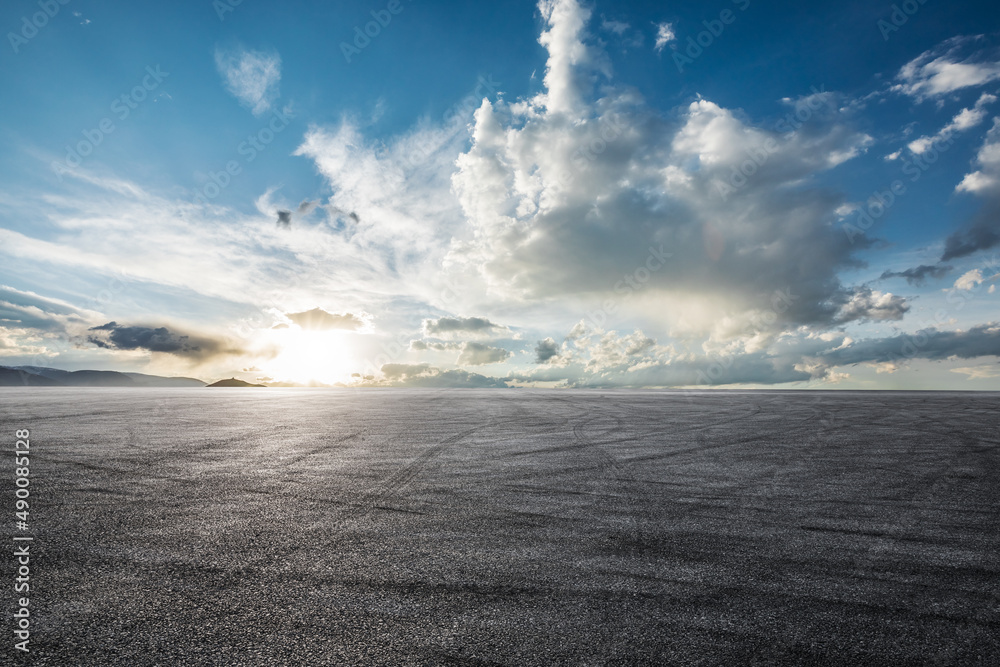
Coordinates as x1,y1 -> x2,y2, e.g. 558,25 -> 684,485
1,388 -> 998,665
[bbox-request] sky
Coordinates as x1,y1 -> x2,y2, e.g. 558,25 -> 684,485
1,0 -> 1000,389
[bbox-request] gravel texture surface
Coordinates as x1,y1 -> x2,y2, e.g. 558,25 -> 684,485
1,388 -> 998,665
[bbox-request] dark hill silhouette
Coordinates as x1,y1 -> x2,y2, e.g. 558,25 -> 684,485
207,378 -> 266,387
0,367 -> 63,386
1,366 -> 207,387
124,373 -> 206,387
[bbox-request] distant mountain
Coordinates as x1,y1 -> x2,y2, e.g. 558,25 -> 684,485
207,378 -> 266,387
124,373 -> 206,387
0,366 -> 207,387
0,367 -> 63,386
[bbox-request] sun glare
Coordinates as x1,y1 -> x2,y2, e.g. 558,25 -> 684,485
263,328 -> 356,385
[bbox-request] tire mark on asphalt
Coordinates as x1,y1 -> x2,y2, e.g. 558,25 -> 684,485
280,430 -> 364,467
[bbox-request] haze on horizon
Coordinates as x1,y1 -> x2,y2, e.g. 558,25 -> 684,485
2,0 -> 1000,390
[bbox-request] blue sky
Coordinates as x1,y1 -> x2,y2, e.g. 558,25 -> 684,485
1,0 -> 1000,388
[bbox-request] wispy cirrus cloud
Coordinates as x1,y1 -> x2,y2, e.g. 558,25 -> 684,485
908,93 -> 996,155
214,46 -> 282,116
892,36 -> 1000,102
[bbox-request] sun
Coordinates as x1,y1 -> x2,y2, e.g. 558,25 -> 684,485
263,328 -> 357,385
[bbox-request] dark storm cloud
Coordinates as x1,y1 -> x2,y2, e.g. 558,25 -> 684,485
819,323 -> 1000,366
941,206 -> 1000,260
880,264 -> 952,285
423,316 -> 504,336
534,338 -> 560,364
285,308 -> 365,331
87,322 -> 241,359
276,210 -> 292,229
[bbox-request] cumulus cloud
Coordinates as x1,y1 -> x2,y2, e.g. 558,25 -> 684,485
276,210 -> 292,229
409,339 -> 510,365
457,342 -> 511,366
0,328 -> 55,359
953,269 -> 984,290
946,117 -> 1000,260
448,1 -> 875,335
381,363 -> 432,379
536,0 -> 608,115
654,22 -> 675,53
0,285 -> 112,364
285,308 -> 367,331
892,36 -> 1000,102
409,340 -> 458,351
834,288 -> 909,323
287,0 -> 880,348
215,46 -> 282,116
511,322 -> 1000,388
368,363 -> 507,387
87,322 -> 243,360
955,116 -> 1000,196
880,264 -> 952,285
535,337 -> 560,363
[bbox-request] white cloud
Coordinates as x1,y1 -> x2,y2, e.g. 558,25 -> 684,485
908,93 -> 996,155
451,70 -> 873,334
654,22 -> 675,53
892,36 -> 1000,102
536,0 -> 606,115
950,365 -> 1000,379
944,116 -> 1000,260
834,288 -> 909,323
215,46 -> 282,116
954,269 -> 984,290
956,116 -> 1000,195
6,0 -> 1000,387
285,0 -> 879,346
